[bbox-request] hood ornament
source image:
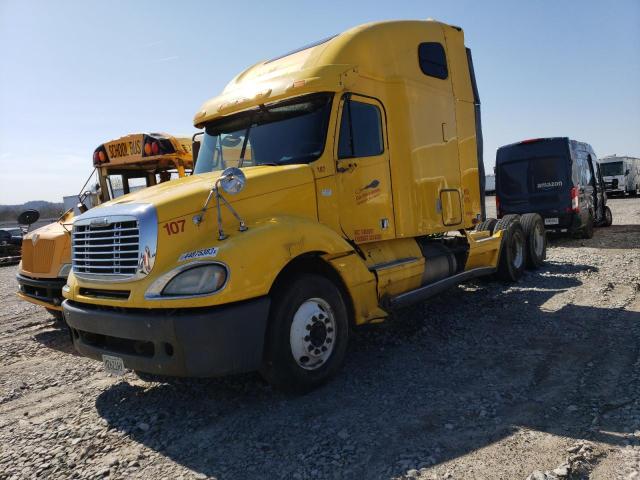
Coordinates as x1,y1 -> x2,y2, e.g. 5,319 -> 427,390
193,167 -> 248,240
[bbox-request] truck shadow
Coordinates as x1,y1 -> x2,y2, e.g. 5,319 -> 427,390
32,325 -> 76,355
94,261 -> 637,479
548,224 -> 640,249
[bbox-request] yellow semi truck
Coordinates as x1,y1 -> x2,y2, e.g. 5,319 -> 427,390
62,20 -> 545,391
17,133 -> 193,319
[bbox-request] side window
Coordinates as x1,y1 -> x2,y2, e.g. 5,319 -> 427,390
418,42 -> 448,79
338,99 -> 383,159
585,155 -> 595,186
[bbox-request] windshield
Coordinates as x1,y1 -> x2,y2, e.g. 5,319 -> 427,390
600,161 -> 623,176
195,93 -> 333,174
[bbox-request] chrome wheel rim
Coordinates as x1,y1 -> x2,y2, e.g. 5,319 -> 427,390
533,224 -> 545,257
513,232 -> 524,269
290,298 -> 336,370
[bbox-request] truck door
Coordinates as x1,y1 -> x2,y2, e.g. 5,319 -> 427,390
335,94 -> 395,243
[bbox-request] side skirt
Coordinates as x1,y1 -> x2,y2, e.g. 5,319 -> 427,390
384,267 -> 496,310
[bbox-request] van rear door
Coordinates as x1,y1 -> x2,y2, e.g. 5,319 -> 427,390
496,139 -> 571,222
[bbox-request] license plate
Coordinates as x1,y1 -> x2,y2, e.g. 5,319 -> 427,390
544,217 -> 559,226
102,354 -> 125,376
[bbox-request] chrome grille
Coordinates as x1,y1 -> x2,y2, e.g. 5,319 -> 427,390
73,220 -> 140,276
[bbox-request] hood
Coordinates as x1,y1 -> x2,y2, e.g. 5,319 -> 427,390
23,219 -> 70,241
97,164 -> 316,223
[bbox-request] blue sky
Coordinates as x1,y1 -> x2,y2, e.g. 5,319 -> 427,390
1,0 -> 638,204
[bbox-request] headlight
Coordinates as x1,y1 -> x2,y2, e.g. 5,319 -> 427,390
161,264 -> 227,296
58,263 -> 72,278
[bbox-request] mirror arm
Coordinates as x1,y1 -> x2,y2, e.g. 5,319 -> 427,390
214,180 -> 227,240
192,189 -> 216,226
218,193 -> 247,232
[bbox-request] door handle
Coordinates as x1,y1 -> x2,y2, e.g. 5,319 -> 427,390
336,162 -> 357,173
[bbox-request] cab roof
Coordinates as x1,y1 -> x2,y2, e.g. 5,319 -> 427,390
194,19 -> 460,127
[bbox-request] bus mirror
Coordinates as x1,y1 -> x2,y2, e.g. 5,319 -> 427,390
192,140 -> 201,165
17,209 -> 40,226
77,203 -> 88,214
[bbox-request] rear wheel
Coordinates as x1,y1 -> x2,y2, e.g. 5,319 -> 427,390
474,218 -> 498,234
495,215 -> 526,282
602,206 -> 613,227
581,211 -> 594,239
520,213 -> 546,269
261,274 -> 349,392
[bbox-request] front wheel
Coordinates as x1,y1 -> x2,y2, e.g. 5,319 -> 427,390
260,274 -> 349,392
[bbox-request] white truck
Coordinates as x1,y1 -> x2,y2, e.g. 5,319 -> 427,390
599,155 -> 640,196
485,174 -> 496,195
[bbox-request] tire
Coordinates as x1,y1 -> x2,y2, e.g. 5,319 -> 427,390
602,206 -> 613,227
474,218 -> 498,234
495,215 -> 526,282
520,213 -> 546,269
260,274 -> 349,392
46,308 -> 64,322
581,211 -> 594,239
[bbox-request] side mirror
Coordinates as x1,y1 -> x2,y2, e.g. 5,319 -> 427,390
77,203 -> 88,214
219,167 -> 246,194
192,139 -> 201,165
221,134 -> 242,147
17,209 -> 40,226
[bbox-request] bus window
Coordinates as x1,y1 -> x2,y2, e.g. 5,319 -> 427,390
127,176 -> 148,193
107,174 -> 125,199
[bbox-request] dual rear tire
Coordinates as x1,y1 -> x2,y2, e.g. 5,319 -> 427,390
489,213 -> 546,281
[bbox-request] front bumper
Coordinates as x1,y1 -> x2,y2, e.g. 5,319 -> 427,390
16,274 -> 66,310
63,297 -> 270,377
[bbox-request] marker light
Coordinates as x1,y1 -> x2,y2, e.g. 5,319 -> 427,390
151,141 -> 159,155
144,142 -> 152,155
98,151 -> 106,162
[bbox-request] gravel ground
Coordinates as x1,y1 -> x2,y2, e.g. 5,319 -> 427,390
1,197 -> 639,480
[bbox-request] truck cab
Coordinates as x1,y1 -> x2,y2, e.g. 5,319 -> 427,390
599,155 -> 640,196
17,133 -> 193,318
62,20 -> 537,391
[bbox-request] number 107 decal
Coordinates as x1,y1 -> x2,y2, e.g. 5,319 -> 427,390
163,220 -> 185,235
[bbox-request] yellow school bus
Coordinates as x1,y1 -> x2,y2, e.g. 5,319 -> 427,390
17,133 -> 194,318
63,21 -> 544,391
